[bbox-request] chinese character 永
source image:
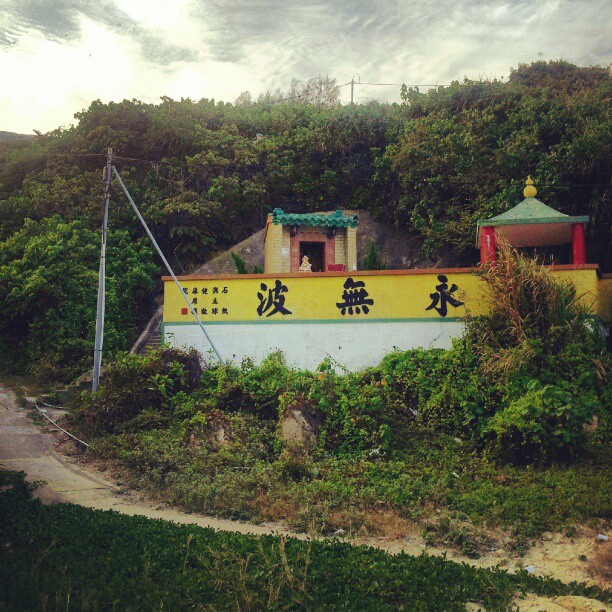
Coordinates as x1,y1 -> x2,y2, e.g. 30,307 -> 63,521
336,278 -> 374,315
425,274 -> 464,317
257,280 -> 292,317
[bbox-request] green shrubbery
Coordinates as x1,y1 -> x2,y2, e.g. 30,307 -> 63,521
0,216 -> 157,382
467,244 -> 609,461
66,247 -> 610,543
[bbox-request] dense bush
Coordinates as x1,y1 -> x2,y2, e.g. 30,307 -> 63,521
70,348 -> 202,437
467,245 -> 609,460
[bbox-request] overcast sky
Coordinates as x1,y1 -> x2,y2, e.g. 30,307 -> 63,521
1,0 -> 610,134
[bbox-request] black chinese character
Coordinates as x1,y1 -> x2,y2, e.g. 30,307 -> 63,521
257,280 -> 292,317
212,297 -> 218,305
191,297 -> 197,305
212,307 -> 218,315
425,275 -> 464,317
213,287 -> 219,294
202,287 -> 208,295
336,278 -> 374,315
182,287 -> 188,294
222,308 -> 228,314
200,307 -> 207,315
192,287 -> 198,294
222,286 -> 229,294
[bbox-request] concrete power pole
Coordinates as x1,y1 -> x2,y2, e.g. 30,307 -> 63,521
92,148 -> 113,392
350,74 -> 360,104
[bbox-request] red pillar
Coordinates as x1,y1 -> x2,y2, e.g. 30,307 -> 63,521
571,223 -> 586,265
480,226 -> 497,264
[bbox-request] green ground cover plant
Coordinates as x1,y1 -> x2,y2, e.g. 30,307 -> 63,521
1,470 -> 609,611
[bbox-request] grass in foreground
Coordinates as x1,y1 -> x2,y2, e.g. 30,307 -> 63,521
1,470 -> 610,611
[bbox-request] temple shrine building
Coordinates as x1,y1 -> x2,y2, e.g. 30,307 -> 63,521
264,208 -> 358,274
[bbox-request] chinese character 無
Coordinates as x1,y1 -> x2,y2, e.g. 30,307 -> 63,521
336,278 -> 374,315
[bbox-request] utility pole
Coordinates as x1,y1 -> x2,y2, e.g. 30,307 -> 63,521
92,148 -> 113,392
350,74 -> 360,104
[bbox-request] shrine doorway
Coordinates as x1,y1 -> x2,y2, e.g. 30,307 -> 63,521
300,242 -> 325,272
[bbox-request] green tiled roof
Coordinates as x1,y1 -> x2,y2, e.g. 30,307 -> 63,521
272,208 -> 358,228
478,198 -> 589,227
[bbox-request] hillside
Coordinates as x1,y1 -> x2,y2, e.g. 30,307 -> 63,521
0,60 -> 609,382
0,131 -> 33,142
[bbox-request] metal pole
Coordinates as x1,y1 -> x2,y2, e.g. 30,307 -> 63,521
350,78 -> 354,104
111,166 -> 225,365
92,148 -> 112,392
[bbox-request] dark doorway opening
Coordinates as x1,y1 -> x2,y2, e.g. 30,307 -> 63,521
300,242 -> 325,272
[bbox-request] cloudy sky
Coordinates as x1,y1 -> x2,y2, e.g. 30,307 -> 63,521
1,0 -> 610,134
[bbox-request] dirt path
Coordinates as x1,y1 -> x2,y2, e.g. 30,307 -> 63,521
0,386 -> 301,538
1,385 -> 609,610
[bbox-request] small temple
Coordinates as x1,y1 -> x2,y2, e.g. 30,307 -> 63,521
264,208 -> 359,274
476,177 -> 589,265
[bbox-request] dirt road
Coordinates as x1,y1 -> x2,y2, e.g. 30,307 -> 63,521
0,385 -> 609,605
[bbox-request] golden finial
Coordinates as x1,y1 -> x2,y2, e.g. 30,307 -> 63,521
523,176 -> 537,198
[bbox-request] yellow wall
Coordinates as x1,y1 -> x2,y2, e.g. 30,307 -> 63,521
164,266 -> 607,324
165,269 -> 482,323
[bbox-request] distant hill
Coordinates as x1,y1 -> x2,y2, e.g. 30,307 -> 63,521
0,131 -> 34,141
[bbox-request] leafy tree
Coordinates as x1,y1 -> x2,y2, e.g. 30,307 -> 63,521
0,217 -> 157,381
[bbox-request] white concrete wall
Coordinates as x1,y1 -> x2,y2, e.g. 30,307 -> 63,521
163,320 -> 465,370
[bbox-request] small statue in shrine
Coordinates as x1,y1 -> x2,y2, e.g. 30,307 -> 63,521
299,255 -> 312,272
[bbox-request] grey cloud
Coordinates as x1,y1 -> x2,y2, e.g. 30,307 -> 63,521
191,0 -> 611,91
0,0 -> 198,64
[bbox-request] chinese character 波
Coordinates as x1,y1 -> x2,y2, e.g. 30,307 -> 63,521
425,274 -> 464,317
336,278 -> 374,315
257,280 -> 292,317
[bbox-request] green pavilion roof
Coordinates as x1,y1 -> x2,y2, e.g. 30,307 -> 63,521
477,197 -> 588,228
476,178 -> 589,248
272,208 -> 358,228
